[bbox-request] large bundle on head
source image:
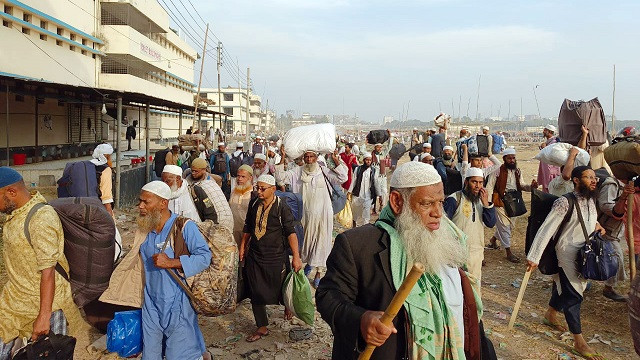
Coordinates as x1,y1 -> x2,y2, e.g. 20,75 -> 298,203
366,130 -> 389,145
178,133 -> 207,150
604,136 -> 640,181
282,123 -> 336,160
534,142 -> 590,167
558,98 -> 607,146
434,112 -> 451,128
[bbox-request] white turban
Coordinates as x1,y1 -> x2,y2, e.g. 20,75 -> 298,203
257,174 -> 276,186
502,147 -> 516,156
422,143 -> 431,148
362,152 -> 372,159
544,124 -> 557,133
90,143 -> 114,166
443,145 -> 454,152
141,181 -> 171,199
162,165 -> 183,176
465,167 -> 484,179
254,153 -> 267,161
390,162 -> 441,189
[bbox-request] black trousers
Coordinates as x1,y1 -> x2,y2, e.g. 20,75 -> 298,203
549,268 -> 583,334
252,304 -> 269,328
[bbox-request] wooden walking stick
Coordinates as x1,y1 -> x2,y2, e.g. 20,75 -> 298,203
358,263 -> 425,360
628,193 -> 636,280
508,268 -> 532,329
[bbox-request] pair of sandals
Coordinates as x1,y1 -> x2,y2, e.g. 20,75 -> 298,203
543,319 -> 605,360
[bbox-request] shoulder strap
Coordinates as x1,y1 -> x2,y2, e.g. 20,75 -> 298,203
160,217 -> 199,305
321,168 -> 333,198
24,203 -> 69,281
573,194 -> 590,244
456,191 -> 462,207
553,194 -> 575,243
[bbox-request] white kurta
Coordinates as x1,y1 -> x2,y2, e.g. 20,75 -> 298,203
168,182 -> 202,221
527,193 -> 597,295
449,192 -> 488,285
276,162 -> 348,268
349,167 -> 378,226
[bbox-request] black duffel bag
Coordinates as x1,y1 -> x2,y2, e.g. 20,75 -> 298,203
366,130 -> 389,145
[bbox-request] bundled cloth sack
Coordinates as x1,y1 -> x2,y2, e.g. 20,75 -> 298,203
558,97 -> 607,146
434,112 -> 451,128
604,136 -> 640,181
178,133 -> 207,150
366,130 -> 390,145
534,142 -> 590,167
282,269 -> 315,326
336,193 -> 353,229
282,123 -> 336,160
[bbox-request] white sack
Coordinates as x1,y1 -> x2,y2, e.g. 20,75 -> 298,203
534,142 -> 590,167
282,123 -> 336,160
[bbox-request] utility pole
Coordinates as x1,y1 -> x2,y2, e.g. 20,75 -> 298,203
466,98 -> 471,119
475,74 -> 481,122
406,100 -> 410,121
217,41 -> 222,131
245,67 -> 250,143
193,23 -> 209,131
237,59 -> 241,136
533,85 -> 541,120
520,97 -> 523,122
507,99 -> 511,122
458,95 -> 461,123
612,64 -> 616,132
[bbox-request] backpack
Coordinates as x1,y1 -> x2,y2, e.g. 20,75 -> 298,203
154,148 -> 170,178
525,190 -> 575,275
229,152 -> 252,177
57,160 -> 99,198
25,197 -> 116,307
212,152 -> 228,174
491,134 -> 504,154
162,217 -> 238,316
594,167 -> 623,233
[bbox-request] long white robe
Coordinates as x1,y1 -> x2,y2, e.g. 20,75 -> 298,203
168,181 -> 202,222
275,162 -> 347,268
349,166 -> 381,226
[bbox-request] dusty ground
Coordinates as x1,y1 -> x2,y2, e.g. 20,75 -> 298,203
0,142 -> 637,359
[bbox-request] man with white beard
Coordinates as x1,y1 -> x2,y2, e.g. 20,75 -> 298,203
161,165 -> 201,221
229,165 -> 255,247
317,161 -> 488,360
275,149 -> 348,288
252,153 -> 275,185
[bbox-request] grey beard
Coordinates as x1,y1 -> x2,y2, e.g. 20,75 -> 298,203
137,209 -> 162,234
1,195 -> 16,214
395,202 -> 467,274
303,162 -> 319,173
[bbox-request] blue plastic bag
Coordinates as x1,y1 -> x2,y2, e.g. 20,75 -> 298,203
107,310 -> 142,357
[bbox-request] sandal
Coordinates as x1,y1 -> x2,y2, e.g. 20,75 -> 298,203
571,348 -> 606,360
246,329 -> 269,342
542,318 -> 567,333
506,254 -> 521,263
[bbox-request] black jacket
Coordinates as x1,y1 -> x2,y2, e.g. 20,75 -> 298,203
316,224 -> 495,360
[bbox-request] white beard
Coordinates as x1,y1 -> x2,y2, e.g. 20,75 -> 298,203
169,181 -> 187,200
303,162 -> 319,174
395,203 -> 467,274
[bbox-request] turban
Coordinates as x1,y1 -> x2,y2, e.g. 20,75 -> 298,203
90,143 -> 114,166
0,167 -> 23,188
257,174 -> 276,186
141,181 -> 171,199
544,124 -> 557,133
162,165 -> 183,176
191,158 -> 208,169
362,152 -> 372,159
390,162 -> 441,189
465,167 -> 484,179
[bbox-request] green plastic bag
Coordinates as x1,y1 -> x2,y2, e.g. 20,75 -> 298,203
282,269 -> 315,325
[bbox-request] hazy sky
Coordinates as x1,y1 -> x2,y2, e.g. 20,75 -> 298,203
177,0 -> 640,123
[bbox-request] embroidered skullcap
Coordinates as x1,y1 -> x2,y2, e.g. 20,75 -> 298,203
465,167 -> 484,179
443,145 -> 454,152
502,147 -> 516,156
482,126 -> 490,131
390,162 -> 441,189
0,167 -> 23,188
90,143 -> 114,166
236,142 -> 244,148
362,152 -> 372,159
257,174 -> 276,186
141,180 -> 171,200
162,165 -> 183,176
218,142 -> 225,146
191,158 -> 208,169
544,124 -> 557,133
238,164 -> 253,175
254,153 -> 267,161
422,142 -> 431,148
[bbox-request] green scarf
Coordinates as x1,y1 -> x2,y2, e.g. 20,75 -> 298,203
375,205 -> 471,360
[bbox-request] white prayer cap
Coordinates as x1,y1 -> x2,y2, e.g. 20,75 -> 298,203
374,143 -> 383,147
413,127 -> 418,130
462,126 -> 469,130
544,124 -> 557,133
268,146 -> 277,152
502,147 -> 516,156
443,145 -> 454,152
390,162 -> 441,189
422,142 -> 431,148
257,174 -> 276,186
465,167 -> 484,179
198,144 -> 205,150
254,153 -> 267,161
162,165 -> 183,176
482,126 -> 490,131
362,152 -> 372,159
430,127 -> 437,132
236,142 -> 244,148
217,142 -> 225,146
420,153 -> 433,161
90,143 -> 114,166
141,181 -> 171,200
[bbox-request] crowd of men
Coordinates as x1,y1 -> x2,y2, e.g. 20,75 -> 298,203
0,121 -> 639,360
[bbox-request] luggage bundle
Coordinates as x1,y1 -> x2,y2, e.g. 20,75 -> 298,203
388,143 -> 406,161
178,133 -> 207,151
491,134 -> 505,154
558,97 -> 607,146
282,123 -> 336,160
604,135 -> 640,181
366,130 -> 390,145
456,135 -> 490,157
154,147 -> 171,177
57,160 -> 100,198
534,142 -> 590,167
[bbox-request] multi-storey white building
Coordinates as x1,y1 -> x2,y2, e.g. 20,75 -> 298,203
0,0 -> 209,165
199,87 -> 274,135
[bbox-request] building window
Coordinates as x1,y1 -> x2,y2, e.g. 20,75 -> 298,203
4,5 -> 12,14
224,93 -> 234,101
57,27 -> 63,36
56,39 -> 62,46
223,107 -> 234,116
22,26 -> 29,34
69,45 -> 75,51
23,13 -> 31,23
200,93 -> 207,99
40,33 -> 47,41
40,20 -> 47,29
3,20 -> 10,28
